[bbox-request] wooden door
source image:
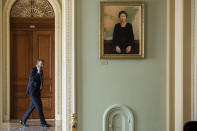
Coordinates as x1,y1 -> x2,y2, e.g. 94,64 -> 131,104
10,30 -> 33,119
32,31 -> 55,118
10,18 -> 55,119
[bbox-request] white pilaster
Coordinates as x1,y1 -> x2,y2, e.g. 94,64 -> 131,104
0,0 -> 3,125
62,0 -> 77,130
195,0 -> 197,120
191,0 -> 195,120
62,0 -> 68,130
174,0 -> 184,130
191,0 -> 197,121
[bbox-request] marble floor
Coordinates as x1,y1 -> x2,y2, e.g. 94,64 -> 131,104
0,120 -> 62,131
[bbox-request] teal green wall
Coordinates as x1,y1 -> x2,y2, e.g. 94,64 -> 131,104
77,0 -> 166,131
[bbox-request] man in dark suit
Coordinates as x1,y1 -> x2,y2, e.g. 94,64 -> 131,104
20,59 -> 50,127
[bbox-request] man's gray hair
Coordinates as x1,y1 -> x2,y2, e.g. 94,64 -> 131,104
37,58 -> 44,63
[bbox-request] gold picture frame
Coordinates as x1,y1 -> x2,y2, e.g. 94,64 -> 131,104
100,2 -> 144,59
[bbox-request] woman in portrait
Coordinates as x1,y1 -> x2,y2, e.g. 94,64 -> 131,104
113,11 -> 135,54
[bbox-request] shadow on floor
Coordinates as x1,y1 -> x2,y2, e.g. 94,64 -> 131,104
0,120 -> 62,131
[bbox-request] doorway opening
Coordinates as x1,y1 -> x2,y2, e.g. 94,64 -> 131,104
1,0 -> 63,121
10,0 -> 55,120
1,0 -> 76,130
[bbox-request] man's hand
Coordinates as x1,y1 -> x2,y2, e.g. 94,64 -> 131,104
116,46 -> 121,53
126,46 -> 132,53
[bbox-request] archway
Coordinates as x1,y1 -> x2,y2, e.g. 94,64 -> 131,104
1,0 -> 77,130
2,0 -> 62,121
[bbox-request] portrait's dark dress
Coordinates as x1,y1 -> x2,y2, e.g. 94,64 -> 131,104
113,23 -> 135,53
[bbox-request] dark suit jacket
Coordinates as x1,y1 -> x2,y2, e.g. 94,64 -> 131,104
26,67 -> 43,96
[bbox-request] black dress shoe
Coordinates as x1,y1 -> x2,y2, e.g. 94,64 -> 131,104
40,123 -> 50,127
20,120 -> 27,127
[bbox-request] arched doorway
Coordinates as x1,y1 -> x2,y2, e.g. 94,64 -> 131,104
2,0 -> 62,121
1,0 -> 77,129
10,0 -> 55,119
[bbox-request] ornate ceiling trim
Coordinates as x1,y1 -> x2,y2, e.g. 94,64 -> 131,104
10,0 -> 55,18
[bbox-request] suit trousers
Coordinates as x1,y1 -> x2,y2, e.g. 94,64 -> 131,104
21,95 -> 46,125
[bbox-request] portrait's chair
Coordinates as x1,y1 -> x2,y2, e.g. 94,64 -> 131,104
184,121 -> 197,131
104,40 -> 139,54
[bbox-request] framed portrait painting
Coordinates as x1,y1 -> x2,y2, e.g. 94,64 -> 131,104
100,2 -> 144,59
